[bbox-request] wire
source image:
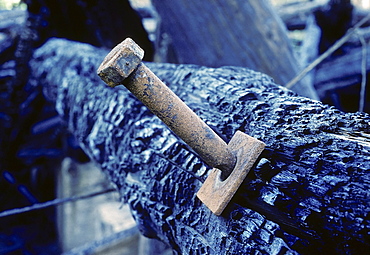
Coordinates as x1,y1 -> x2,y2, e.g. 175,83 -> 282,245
0,188 -> 117,218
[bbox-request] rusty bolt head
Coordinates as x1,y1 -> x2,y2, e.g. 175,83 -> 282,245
97,38 -> 145,87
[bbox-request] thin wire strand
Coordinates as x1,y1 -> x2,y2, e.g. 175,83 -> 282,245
0,188 -> 116,218
286,12 -> 370,89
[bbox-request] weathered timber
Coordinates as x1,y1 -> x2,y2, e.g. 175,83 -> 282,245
276,1 -> 370,30
294,15 -> 321,99
151,0 -> 318,100
0,7 -> 56,209
314,38 -> 370,112
0,11 -> 89,253
0,10 -> 26,31
277,0 -> 329,30
0,10 -> 26,64
314,0 -> 354,54
314,43 -> 370,90
31,38 -> 370,255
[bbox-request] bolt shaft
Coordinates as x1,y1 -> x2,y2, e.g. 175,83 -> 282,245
125,63 -> 236,178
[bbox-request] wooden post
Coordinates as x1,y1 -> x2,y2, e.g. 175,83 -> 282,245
151,0 -> 319,99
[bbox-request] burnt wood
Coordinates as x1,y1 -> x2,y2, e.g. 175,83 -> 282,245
0,10 -> 26,65
277,0 -> 327,30
277,1 -> 370,30
24,0 -> 154,61
31,38 -> 370,255
314,0 -> 353,54
314,36 -> 370,113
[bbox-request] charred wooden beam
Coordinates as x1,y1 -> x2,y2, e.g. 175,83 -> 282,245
31,38 -> 370,255
314,37 -> 370,112
277,0 -> 329,30
0,10 -> 26,65
315,42 -> 370,90
277,1 -> 370,31
24,0 -> 154,61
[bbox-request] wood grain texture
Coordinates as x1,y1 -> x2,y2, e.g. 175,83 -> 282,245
31,38 -> 370,255
151,0 -> 318,99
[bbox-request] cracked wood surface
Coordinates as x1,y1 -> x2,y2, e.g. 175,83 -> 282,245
31,38 -> 370,255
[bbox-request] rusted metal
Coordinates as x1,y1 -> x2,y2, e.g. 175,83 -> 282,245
98,38 -> 144,87
98,38 -> 236,179
197,131 -> 265,215
97,38 -> 265,215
